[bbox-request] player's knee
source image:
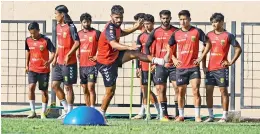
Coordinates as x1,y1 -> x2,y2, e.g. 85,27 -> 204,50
88,85 -> 95,93
41,90 -> 49,98
29,84 -> 36,93
130,50 -> 139,59
193,88 -> 201,97
51,83 -> 59,90
220,88 -> 228,96
65,85 -> 73,92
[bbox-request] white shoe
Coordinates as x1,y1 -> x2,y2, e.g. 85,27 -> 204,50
218,118 -> 227,123
152,58 -> 165,66
57,113 -> 67,120
204,117 -> 214,122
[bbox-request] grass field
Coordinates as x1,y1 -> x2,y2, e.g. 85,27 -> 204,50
2,118 -> 260,134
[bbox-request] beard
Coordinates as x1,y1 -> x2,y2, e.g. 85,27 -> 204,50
162,22 -> 170,27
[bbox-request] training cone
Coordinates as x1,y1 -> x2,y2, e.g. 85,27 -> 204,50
63,106 -> 106,126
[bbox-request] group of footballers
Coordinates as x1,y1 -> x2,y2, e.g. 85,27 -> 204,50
25,4 -> 242,123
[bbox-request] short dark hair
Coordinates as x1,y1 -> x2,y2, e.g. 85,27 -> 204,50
134,13 -> 145,21
28,21 -> 39,31
159,10 -> 171,17
111,5 -> 124,15
144,14 -> 154,23
210,13 -> 224,22
80,12 -> 92,22
178,10 -> 190,18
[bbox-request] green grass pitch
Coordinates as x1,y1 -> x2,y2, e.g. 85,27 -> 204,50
2,118 -> 260,134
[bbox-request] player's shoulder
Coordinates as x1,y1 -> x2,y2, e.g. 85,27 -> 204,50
206,30 -> 215,36
138,32 -> 146,38
170,25 -> 179,30
191,26 -> 203,32
153,26 -> 161,32
25,37 -> 31,43
40,34 -> 52,43
106,22 -> 116,29
223,30 -> 233,36
92,28 -> 101,33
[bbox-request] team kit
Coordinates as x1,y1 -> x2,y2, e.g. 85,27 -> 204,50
25,4 -> 242,124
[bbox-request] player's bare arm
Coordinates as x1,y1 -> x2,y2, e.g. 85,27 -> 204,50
121,18 -> 144,37
52,46 -> 59,66
222,44 -> 242,67
110,40 -> 140,51
194,40 -> 212,66
201,46 -> 208,73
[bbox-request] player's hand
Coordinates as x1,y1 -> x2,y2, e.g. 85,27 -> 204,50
221,60 -> 232,67
44,61 -> 51,68
136,68 -> 141,78
193,58 -> 202,66
89,56 -> 97,62
128,43 -> 140,51
64,54 -> 71,65
52,58 -> 57,67
173,58 -> 182,67
25,66 -> 29,74
165,44 -> 171,52
203,67 -> 208,74
134,18 -> 144,29
150,65 -> 156,72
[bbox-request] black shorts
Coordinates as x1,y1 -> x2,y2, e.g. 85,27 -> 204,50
176,66 -> 201,86
153,65 -> 176,85
97,51 -> 125,87
141,71 -> 154,85
80,66 -> 98,84
28,71 -> 49,90
52,63 -> 77,85
205,68 -> 229,87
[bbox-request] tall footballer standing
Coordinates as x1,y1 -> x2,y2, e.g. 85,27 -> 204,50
203,13 -> 241,123
145,10 -> 178,121
78,12 -> 101,107
51,5 -> 80,119
25,21 -> 55,119
168,10 -> 212,122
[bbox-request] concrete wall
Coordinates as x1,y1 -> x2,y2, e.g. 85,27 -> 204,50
1,1 -> 260,117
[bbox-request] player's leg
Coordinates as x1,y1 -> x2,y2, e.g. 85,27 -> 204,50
63,63 -> 78,113
80,67 -> 90,106
97,63 -> 118,121
216,68 -> 229,122
175,68 -> 189,122
87,67 -> 97,107
219,87 -> 229,122
175,85 -> 187,122
27,71 -> 37,118
149,91 -> 160,119
169,67 -> 179,117
204,71 -> 216,122
153,65 -> 169,121
38,73 -> 50,119
87,82 -> 96,107
81,84 -> 90,106
121,50 -> 168,66
51,64 -> 68,117
132,73 -> 146,119
189,67 -> 202,122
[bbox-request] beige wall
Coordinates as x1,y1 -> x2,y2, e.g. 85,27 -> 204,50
1,1 -> 260,117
